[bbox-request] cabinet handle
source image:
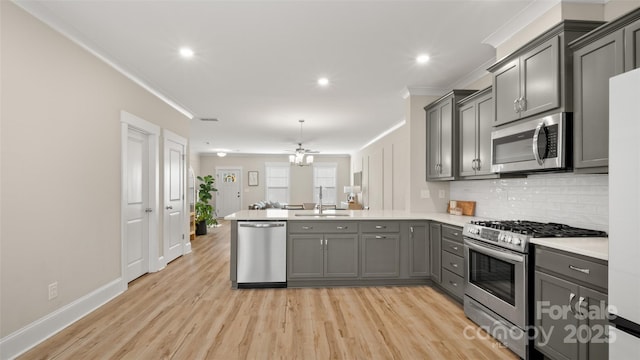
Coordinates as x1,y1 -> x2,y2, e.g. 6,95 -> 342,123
519,97 -> 526,112
449,280 -> 458,287
450,262 -> 459,268
475,158 -> 481,171
302,226 -> 313,230
576,296 -> 585,316
375,225 -> 386,229
568,265 -> 590,275
451,246 -> 459,251
325,239 -> 328,246
569,292 -> 576,314
336,226 -> 347,230
375,236 -> 387,239
410,226 -> 414,233
513,98 -> 520,113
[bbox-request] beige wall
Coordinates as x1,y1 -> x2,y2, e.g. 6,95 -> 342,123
199,154 -> 350,210
1,2 -> 189,338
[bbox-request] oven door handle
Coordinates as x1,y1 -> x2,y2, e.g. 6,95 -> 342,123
465,240 -> 524,264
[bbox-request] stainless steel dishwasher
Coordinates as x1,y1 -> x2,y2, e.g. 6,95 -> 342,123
237,221 -> 287,288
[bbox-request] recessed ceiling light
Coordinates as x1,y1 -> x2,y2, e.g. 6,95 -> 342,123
217,152 -> 227,157
416,54 -> 430,64
179,47 -> 194,58
317,77 -> 329,86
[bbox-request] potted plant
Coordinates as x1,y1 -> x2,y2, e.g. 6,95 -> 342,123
195,174 -> 218,235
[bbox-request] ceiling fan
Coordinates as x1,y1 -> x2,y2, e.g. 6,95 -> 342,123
288,119 -> 318,166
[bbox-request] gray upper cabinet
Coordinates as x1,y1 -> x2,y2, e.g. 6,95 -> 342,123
573,31 -> 624,172
492,37 -> 559,126
489,20 -> 603,127
625,17 -> 640,71
570,9 -> 640,173
425,90 -> 476,181
458,87 -> 495,178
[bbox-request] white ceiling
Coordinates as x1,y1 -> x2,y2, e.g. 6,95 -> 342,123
17,0 -> 558,156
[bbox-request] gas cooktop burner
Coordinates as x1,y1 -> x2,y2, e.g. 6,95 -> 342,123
469,220 -> 608,238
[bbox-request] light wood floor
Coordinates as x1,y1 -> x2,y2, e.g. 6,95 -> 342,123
20,221 -> 518,359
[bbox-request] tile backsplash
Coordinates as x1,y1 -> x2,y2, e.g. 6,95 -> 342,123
449,173 -> 608,232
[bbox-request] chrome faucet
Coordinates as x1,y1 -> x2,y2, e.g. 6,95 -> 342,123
318,186 -> 323,214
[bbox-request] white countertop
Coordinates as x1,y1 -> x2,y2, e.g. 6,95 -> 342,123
224,209 -> 486,228
530,237 -> 608,261
225,210 -> 608,260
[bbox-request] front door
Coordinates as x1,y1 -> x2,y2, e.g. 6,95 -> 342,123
164,130 -> 187,263
125,128 -> 150,282
216,168 -> 242,217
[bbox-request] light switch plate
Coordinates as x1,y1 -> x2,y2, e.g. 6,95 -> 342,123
438,190 -> 446,199
421,190 -> 430,198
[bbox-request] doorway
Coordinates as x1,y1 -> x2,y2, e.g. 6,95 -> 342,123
120,111 -> 160,284
216,168 -> 242,217
164,130 -> 188,262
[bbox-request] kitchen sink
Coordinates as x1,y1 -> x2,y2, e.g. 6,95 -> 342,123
293,213 -> 351,217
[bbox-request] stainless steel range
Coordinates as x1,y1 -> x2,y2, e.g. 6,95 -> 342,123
462,220 -> 607,359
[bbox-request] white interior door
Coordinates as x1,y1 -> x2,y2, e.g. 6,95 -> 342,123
125,129 -> 150,282
216,168 -> 242,217
164,130 -> 187,263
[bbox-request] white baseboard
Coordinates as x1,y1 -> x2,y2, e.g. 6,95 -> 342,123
0,278 -> 125,360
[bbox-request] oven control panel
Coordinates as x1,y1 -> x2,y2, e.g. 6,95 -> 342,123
463,224 -> 527,253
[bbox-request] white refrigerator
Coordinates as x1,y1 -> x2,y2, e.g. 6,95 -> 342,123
609,67 -> 640,357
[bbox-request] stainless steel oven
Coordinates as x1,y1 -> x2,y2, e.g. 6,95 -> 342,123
491,112 -> 570,173
464,238 -> 528,329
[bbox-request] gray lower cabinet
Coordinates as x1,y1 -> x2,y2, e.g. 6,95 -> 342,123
428,221 -> 464,302
361,234 -> 400,277
570,9 -> 640,173
439,224 -> 464,301
361,221 -> 400,278
407,223 -> 430,277
534,246 -> 608,360
288,221 -> 359,279
458,87 -> 495,178
425,90 -> 476,181
429,222 -> 442,284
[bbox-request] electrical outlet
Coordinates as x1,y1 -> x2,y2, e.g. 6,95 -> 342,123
420,190 -> 430,199
48,282 -> 58,300
438,190 -> 446,199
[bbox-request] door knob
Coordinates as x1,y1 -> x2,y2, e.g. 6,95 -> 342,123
166,206 -> 173,210
145,208 -> 153,213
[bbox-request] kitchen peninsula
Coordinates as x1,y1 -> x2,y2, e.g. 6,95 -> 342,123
225,210 -> 483,291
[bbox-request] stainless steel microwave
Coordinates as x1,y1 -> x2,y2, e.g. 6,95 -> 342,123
491,113 -> 570,173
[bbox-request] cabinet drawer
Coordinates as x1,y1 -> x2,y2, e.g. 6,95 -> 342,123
441,225 -> 463,242
441,269 -> 465,300
536,247 -> 607,290
442,251 -> 464,277
289,221 -> 357,234
442,238 -> 464,257
360,222 -> 400,233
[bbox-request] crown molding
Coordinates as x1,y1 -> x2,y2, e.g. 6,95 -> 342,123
13,1 -> 194,120
449,57 -> 496,89
402,87 -> 449,99
482,0 -> 561,49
